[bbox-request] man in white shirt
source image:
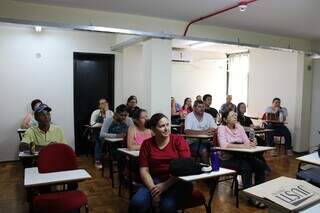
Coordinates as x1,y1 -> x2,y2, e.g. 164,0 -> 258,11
185,100 -> 217,163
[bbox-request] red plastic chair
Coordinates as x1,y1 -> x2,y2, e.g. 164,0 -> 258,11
33,143 -> 89,213
37,143 -> 78,173
33,190 -> 88,213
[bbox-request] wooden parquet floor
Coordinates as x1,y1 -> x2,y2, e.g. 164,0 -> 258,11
0,148 -> 301,213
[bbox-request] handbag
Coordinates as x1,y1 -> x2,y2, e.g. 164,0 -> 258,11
170,158 -> 203,176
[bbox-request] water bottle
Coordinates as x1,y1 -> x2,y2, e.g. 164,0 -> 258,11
210,148 -> 220,171
279,111 -> 284,122
249,128 -> 255,141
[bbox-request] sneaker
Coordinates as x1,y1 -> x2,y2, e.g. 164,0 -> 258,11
271,149 -> 278,157
287,149 -> 293,156
95,161 -> 102,170
258,202 -> 267,209
248,199 -> 267,209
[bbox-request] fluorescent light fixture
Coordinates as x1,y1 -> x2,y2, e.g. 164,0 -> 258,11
184,40 -> 199,46
310,54 -> 320,59
190,42 -> 214,48
34,26 -> 42,32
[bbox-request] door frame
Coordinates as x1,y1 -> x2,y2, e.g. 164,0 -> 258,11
73,52 -> 115,155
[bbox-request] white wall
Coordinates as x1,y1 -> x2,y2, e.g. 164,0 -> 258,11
294,56 -> 313,152
247,48 -> 310,152
0,26 -> 118,161
171,51 -> 227,110
309,59 -> 320,151
121,45 -> 147,108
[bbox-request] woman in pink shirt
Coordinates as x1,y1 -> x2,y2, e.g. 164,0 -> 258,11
218,110 -> 267,208
179,97 -> 192,118
127,109 -> 152,151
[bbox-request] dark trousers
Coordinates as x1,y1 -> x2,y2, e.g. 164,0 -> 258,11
266,124 -> 292,150
130,180 -> 193,213
221,155 -> 266,189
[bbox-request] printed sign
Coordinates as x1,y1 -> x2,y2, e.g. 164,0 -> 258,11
272,185 -> 314,206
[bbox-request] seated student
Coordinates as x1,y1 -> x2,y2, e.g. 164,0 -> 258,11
130,113 -> 193,213
127,95 -> 140,118
203,94 -> 219,122
179,97 -> 192,118
100,104 -> 133,139
219,95 -> 236,114
90,98 -> 114,169
20,104 -> 65,151
237,102 -> 271,171
171,97 -> 181,125
90,98 -> 113,127
237,102 -> 254,130
184,100 -> 217,164
21,99 -> 42,129
264,98 -> 293,156
171,97 -> 181,116
195,95 -> 202,101
127,109 -> 152,151
218,110 -> 267,208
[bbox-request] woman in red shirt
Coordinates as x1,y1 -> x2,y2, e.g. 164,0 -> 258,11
130,113 -> 193,213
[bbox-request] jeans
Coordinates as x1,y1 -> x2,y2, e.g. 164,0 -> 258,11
94,132 -> 102,162
189,141 -> 211,164
129,179 -> 193,213
221,155 -> 266,189
266,124 -> 292,150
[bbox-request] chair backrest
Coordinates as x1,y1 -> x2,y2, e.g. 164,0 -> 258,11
122,135 -> 128,148
212,131 -> 219,147
263,112 -> 279,121
37,143 -> 78,173
262,113 -> 267,120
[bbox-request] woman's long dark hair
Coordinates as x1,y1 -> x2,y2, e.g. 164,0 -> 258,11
127,95 -> 137,106
221,110 -> 232,126
237,102 -> 246,115
132,108 -> 147,126
31,99 -> 42,111
146,113 -> 167,129
182,98 -> 193,112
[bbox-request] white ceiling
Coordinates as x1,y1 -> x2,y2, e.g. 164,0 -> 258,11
14,0 -> 320,40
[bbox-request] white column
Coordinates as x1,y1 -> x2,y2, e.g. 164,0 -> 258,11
309,59 -> 320,152
143,38 -> 172,117
293,54 -> 313,152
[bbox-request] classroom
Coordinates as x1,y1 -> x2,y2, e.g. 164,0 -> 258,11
0,0 -> 320,212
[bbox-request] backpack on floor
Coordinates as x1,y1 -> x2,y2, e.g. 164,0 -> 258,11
297,167 -> 320,188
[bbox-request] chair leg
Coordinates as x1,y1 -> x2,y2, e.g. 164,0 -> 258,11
85,203 -> 89,213
101,158 -> 104,177
231,179 -> 235,190
109,158 -> 114,188
118,178 -> 122,197
205,204 -> 210,213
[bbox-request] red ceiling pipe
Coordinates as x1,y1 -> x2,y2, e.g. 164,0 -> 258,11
183,0 -> 257,36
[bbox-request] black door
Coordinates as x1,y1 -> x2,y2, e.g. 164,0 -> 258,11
74,53 -> 114,155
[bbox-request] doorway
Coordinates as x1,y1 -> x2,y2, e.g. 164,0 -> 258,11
73,52 -> 115,155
